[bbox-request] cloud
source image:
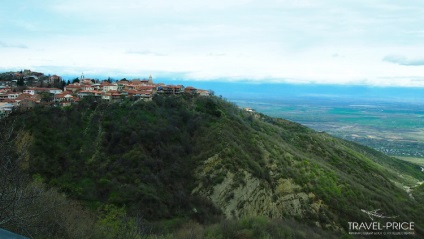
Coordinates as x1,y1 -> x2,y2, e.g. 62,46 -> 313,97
383,55 -> 424,66
2,0 -> 424,87
0,41 -> 27,49
331,53 -> 345,58
126,50 -> 167,56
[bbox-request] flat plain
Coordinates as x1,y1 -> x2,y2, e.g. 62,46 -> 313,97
231,96 -> 424,164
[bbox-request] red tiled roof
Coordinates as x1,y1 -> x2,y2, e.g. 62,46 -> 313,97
55,94 -> 74,98
65,85 -> 81,88
28,87 -> 51,91
16,93 -> 32,100
100,81 -> 115,86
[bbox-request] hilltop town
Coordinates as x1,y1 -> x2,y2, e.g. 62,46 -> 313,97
0,70 -> 210,118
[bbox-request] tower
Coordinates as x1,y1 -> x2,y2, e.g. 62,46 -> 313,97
148,74 -> 153,84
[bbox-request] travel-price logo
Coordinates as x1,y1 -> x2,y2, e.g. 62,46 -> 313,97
348,209 -> 415,236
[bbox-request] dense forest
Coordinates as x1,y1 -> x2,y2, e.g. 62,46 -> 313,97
1,94 -> 423,238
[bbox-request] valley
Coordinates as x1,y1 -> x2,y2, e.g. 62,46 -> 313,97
231,96 -> 424,163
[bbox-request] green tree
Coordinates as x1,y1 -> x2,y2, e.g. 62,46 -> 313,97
40,91 -> 53,102
61,80 -> 67,90
17,76 -> 24,86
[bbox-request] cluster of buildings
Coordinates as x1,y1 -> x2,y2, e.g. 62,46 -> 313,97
0,71 -> 210,119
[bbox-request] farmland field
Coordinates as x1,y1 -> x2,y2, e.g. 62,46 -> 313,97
231,96 -> 424,161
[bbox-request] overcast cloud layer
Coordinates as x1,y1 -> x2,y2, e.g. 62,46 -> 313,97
1,0 -> 424,86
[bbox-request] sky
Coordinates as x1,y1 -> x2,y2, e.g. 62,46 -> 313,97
1,0 -> 424,86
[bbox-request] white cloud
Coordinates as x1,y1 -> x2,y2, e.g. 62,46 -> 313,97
1,0 -> 424,86
0,41 -> 27,49
383,55 -> 424,66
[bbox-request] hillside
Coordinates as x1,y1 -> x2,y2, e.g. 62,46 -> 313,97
3,94 -> 424,238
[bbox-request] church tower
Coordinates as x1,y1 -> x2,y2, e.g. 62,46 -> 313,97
148,74 -> 153,84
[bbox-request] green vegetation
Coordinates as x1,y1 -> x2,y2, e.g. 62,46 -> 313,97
397,156 -> 424,167
2,94 -> 424,238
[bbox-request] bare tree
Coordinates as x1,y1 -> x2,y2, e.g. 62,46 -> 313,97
0,121 -> 96,238
0,121 -> 43,236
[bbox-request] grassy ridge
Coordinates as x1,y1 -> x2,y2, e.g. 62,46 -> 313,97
6,94 -> 424,237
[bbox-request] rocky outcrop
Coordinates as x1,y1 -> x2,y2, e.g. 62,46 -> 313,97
192,154 -> 325,220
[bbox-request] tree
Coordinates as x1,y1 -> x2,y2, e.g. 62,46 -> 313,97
17,77 -> 24,87
40,92 -> 53,102
0,122 -> 96,238
61,80 -> 67,90
0,124 -> 36,231
72,78 -> 80,84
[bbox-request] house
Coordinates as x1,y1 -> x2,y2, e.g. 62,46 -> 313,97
77,91 -> 95,98
92,83 -> 101,90
101,91 -> 122,101
140,90 -> 153,99
81,79 -> 94,85
111,91 -> 122,100
197,90 -> 210,96
184,86 -> 197,94
125,80 -> 142,90
160,85 -> 184,94
64,84 -> 81,93
19,98 -> 38,110
0,93 -> 20,102
49,88 -> 63,94
7,93 -> 20,100
0,102 -> 14,118
15,93 -> 33,106
124,90 -> 140,98
23,87 -> 62,95
81,84 -> 95,91
101,92 -> 112,100
116,80 -> 130,91
140,79 -> 150,85
0,86 -> 12,92
101,82 -> 118,92
49,75 -> 62,84
54,92 -> 75,103
78,90 -> 102,98
23,89 -> 36,95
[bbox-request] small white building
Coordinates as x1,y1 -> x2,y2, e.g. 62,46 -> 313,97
23,89 -> 36,95
49,88 -> 63,94
0,103 -> 14,118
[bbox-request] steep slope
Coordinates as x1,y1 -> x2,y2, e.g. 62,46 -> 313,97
9,95 -> 424,236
